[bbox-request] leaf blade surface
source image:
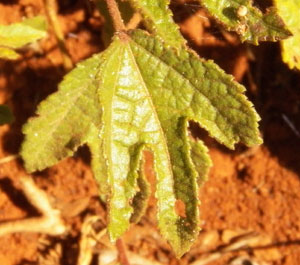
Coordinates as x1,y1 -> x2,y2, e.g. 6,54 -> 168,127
21,53 -> 103,172
97,37 -> 179,243
127,29 -> 261,255
129,29 -> 262,148
200,0 -> 291,44
128,0 -> 185,48
0,16 -> 47,49
20,27 -> 263,257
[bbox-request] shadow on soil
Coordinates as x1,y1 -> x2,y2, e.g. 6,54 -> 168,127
0,178 -> 39,217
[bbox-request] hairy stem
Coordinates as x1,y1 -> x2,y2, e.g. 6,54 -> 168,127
126,12 -> 142,30
43,0 -> 73,71
105,0 -> 126,32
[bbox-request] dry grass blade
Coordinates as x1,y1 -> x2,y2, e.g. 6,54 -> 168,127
98,248 -> 164,265
77,216 -> 106,265
0,154 -> 19,165
190,232 -> 263,265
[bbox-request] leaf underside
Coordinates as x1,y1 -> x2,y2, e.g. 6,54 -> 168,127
0,16 -> 47,59
21,29 -> 262,257
200,0 -> 291,45
274,0 -> 300,70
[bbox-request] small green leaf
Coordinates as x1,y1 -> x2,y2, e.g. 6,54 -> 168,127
21,53 -> 103,172
0,47 -> 20,60
274,0 -> 300,70
128,0 -> 185,48
0,16 -> 47,49
0,105 -> 14,125
200,0 -> 291,44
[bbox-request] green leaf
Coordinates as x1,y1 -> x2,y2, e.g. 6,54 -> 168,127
274,0 -> 300,70
0,47 -> 20,60
128,0 -> 185,48
0,105 -> 14,125
0,16 -> 47,49
96,30 -> 261,255
85,124 -> 110,195
21,29 -> 262,257
129,30 -> 262,148
21,52 -> 110,194
128,30 -> 261,255
200,0 -> 291,44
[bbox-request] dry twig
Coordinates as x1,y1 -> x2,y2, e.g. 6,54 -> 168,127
0,175 -> 67,236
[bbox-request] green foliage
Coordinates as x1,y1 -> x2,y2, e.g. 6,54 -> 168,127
0,16 -> 47,60
200,0 -> 291,45
274,0 -> 300,70
21,29 -> 261,256
0,105 -> 14,125
128,0 -> 185,48
20,0 -> 273,257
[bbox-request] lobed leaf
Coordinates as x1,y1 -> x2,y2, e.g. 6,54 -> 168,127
96,38 -> 178,242
0,16 -> 47,49
21,28 -> 262,257
0,105 -> 14,125
128,29 -> 261,255
128,0 -> 185,48
274,0 -> 300,70
200,0 -> 291,44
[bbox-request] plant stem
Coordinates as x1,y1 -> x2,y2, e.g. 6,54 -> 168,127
105,0 -> 126,32
126,12 -> 142,30
116,238 -> 131,265
43,0 -> 73,71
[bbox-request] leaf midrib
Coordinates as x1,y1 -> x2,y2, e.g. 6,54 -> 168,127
126,41 -> 174,179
